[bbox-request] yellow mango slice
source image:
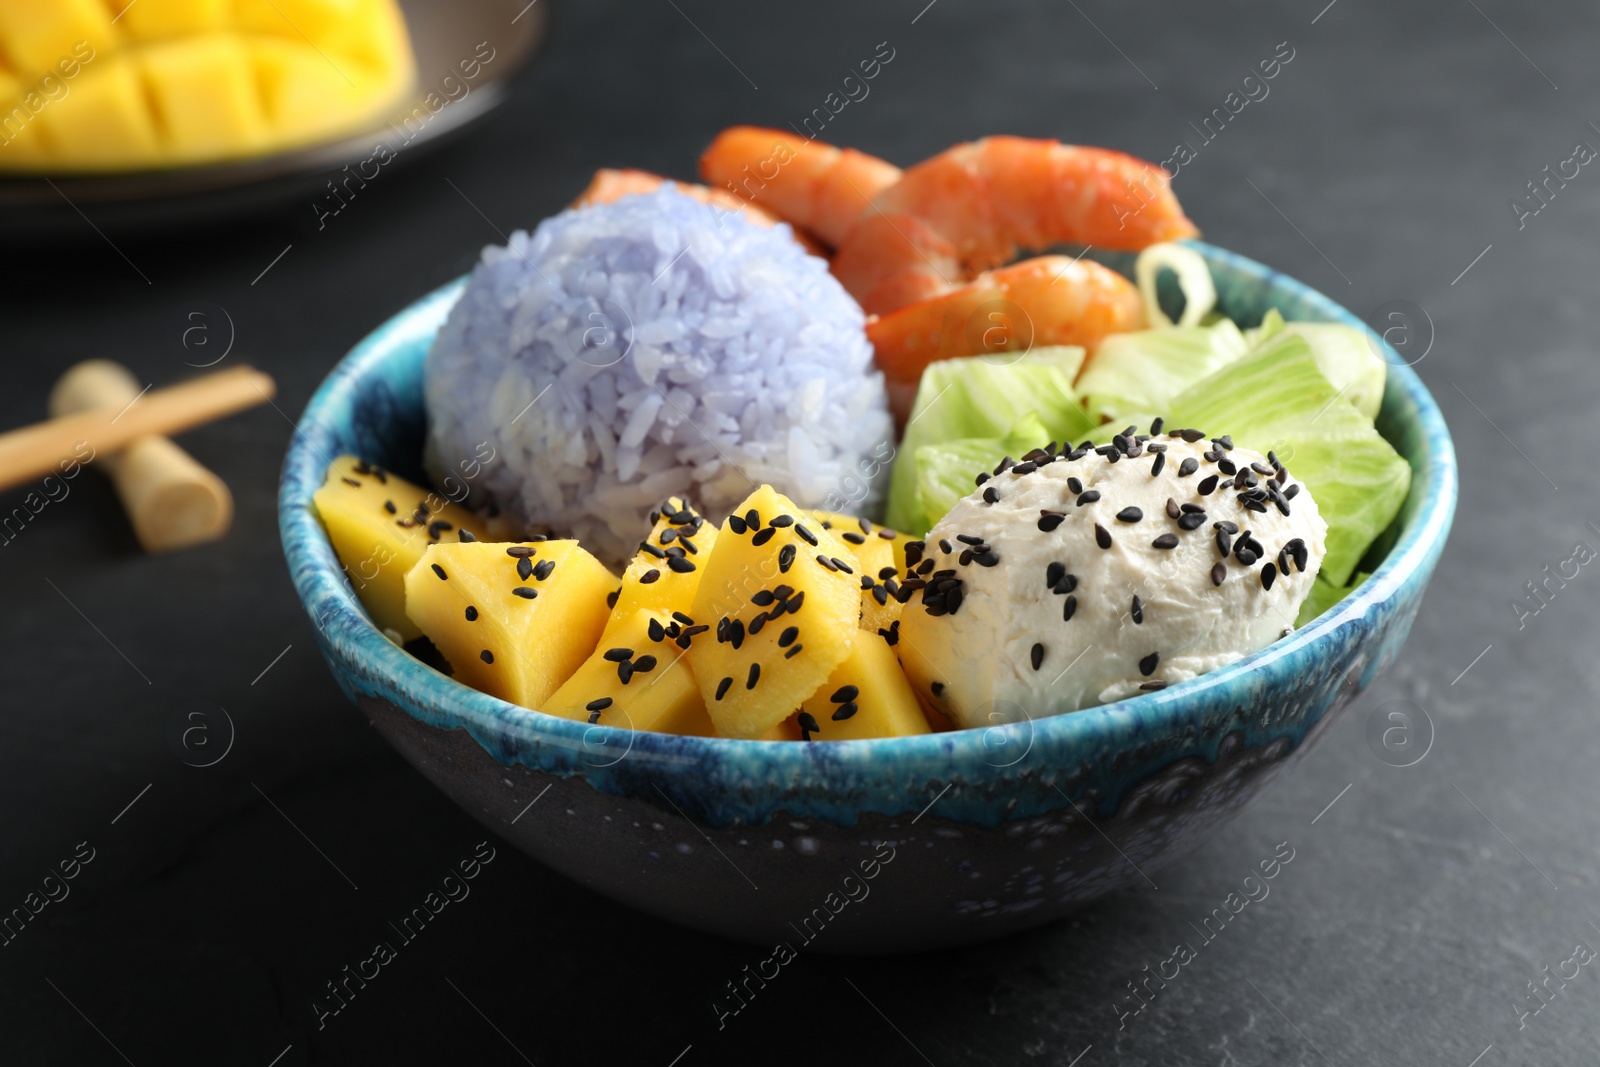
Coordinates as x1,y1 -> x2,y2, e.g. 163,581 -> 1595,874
797,630 -> 931,741
0,0 -> 115,81
31,59 -> 159,168
403,540 -> 616,710
544,609 -> 712,735
810,509 -> 915,638
140,34 -> 269,163
311,455 -> 489,642
687,485 -> 861,738
601,497 -> 719,642
118,0 -> 231,41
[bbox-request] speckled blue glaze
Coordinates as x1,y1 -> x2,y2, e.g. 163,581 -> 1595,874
280,242 -> 1455,951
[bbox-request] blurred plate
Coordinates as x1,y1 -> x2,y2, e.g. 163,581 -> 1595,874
0,0 -> 547,234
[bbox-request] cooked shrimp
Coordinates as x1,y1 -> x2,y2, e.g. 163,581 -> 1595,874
572,168 -> 826,255
699,126 -> 901,248
834,136 -> 1198,315
867,255 -> 1143,418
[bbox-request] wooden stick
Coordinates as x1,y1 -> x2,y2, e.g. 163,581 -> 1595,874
0,365 -> 275,496
49,360 -> 235,553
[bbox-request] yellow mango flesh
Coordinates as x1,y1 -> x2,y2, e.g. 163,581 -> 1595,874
545,609 -> 713,735
0,0 -> 412,172
798,630 -> 931,741
810,509 -> 915,638
403,540 -> 617,711
602,497 -> 719,642
687,485 -> 861,739
312,455 -> 488,642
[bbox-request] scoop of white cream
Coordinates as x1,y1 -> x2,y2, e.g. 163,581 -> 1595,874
897,430 -> 1327,727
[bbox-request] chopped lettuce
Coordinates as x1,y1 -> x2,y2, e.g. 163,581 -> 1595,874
1075,318 -> 1249,423
1167,334 -> 1411,586
1248,309 -> 1386,420
885,359 -> 1093,533
1295,572 -> 1369,628
910,413 -> 1053,535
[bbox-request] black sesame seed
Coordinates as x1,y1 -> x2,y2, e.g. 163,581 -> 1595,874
458,530 -> 477,543
785,643 -> 804,658
1055,573 -> 1078,594
647,618 -> 666,641
602,648 -> 632,662
516,557 -> 533,581
1030,643 -> 1044,670
745,509 -> 760,529
1095,524 -> 1113,549
1038,511 -> 1065,532
1166,498 -> 1181,520
843,531 -> 867,544
383,500 -> 397,514
1046,561 -> 1065,588
795,525 -> 818,546
1140,681 -> 1168,691
586,697 -> 613,712
831,556 -> 854,574
1063,595 -> 1077,621
975,551 -> 1000,567
1139,652 -> 1160,676
1012,461 -> 1037,475
1177,511 -> 1207,531
716,676 -> 732,700
776,543 -> 798,574
1077,490 -> 1101,506
931,681 -> 945,696
797,711 -> 819,741
787,592 -> 805,613
617,661 -> 634,685
1261,563 -> 1278,591
1236,548 -> 1259,567
1150,417 -> 1165,435
752,590 -> 776,607
639,568 -> 661,585
746,663 -> 760,689
769,515 -> 794,527
1217,457 -> 1238,476
832,701 -> 859,721
1181,428 -> 1206,443
1215,520 -> 1239,534
1178,457 -> 1199,477
750,526 -> 777,548
464,605 -> 478,621
1116,506 -> 1143,523
480,649 -> 495,664
748,613 -> 767,636
1217,530 -> 1233,556
1284,483 -> 1301,500
1151,452 -> 1166,477
431,563 -> 447,580
778,626 -> 799,647
1198,475 -> 1219,495
634,655 -> 658,673
668,555 -> 696,574
534,559 -> 556,581
727,514 -> 748,535
1291,539 -> 1309,572
512,586 -> 537,599
983,486 -> 1001,504
1131,595 -> 1144,624
1212,562 -> 1227,586
506,546 -> 535,558
1152,533 -> 1179,549
606,589 -> 619,608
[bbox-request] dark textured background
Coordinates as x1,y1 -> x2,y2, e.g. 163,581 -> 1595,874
0,0 -> 1591,1063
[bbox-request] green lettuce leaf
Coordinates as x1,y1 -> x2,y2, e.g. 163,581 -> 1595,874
1075,318 -> 1249,423
911,413 -> 1053,535
886,359 -> 1093,533
1167,335 -> 1411,586
1295,572 -> 1369,628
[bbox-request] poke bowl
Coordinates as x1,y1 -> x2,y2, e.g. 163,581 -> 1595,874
280,235 -> 1455,953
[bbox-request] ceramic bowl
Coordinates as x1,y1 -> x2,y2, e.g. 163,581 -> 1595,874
279,242 -> 1456,953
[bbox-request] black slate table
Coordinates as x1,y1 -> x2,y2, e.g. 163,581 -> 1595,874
1,1 -> 1590,1063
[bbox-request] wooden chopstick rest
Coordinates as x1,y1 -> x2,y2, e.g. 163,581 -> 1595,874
48,360 -> 241,553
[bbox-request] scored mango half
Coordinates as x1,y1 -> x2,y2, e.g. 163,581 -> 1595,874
0,0 -> 413,170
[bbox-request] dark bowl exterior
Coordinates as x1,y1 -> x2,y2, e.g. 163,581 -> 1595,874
281,244 -> 1456,953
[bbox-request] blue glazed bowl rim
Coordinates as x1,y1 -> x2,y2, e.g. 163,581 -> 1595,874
279,241 -> 1457,780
